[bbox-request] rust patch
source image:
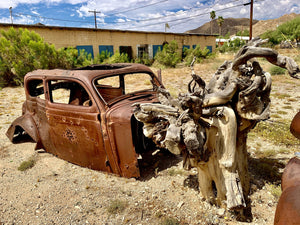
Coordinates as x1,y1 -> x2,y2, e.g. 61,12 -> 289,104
63,127 -> 78,143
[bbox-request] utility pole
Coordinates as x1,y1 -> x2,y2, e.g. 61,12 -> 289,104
249,0 -> 253,40
244,0 -> 253,40
9,7 -> 13,24
89,9 -> 100,29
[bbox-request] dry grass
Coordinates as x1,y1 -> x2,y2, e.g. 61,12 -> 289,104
18,155 -> 37,171
107,199 -> 128,214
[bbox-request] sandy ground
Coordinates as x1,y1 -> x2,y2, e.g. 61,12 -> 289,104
1,52 -> 300,225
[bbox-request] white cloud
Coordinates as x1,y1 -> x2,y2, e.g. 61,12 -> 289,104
0,0 -> 298,32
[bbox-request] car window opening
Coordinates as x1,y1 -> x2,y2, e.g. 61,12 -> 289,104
95,73 -> 154,103
48,80 -> 92,107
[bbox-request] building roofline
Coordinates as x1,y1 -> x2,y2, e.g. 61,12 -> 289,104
0,22 -> 217,37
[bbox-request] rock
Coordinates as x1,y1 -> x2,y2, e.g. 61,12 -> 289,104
217,208 -> 225,216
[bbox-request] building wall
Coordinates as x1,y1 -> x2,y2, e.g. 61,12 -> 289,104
0,24 -> 216,58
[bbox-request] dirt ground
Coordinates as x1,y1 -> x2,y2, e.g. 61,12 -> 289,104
0,51 -> 300,225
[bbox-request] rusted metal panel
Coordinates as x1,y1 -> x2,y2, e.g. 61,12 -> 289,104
6,63 -> 162,178
290,111 -> 300,140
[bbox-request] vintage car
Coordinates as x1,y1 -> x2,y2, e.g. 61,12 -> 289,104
6,63 -> 163,178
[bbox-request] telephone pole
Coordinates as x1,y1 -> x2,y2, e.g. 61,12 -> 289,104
244,0 -> 253,40
89,9 -> 100,29
249,0 -> 253,40
9,7 -> 13,24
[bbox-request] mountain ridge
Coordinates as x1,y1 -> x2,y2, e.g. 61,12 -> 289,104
185,13 -> 300,37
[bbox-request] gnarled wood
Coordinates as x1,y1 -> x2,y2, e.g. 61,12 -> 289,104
133,38 -> 300,213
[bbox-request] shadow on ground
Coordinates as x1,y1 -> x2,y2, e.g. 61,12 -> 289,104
138,149 -> 182,181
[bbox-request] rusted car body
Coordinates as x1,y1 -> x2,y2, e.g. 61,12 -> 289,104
6,63 -> 163,178
290,111 -> 300,140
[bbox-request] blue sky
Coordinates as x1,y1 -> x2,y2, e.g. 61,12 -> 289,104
0,0 -> 299,32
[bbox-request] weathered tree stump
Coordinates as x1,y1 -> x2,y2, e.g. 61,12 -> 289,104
133,38 -> 300,212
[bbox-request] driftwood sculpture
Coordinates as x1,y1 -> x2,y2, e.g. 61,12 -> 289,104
133,38 -> 300,211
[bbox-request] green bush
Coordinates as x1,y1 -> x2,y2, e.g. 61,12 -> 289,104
134,53 -> 153,66
0,27 -> 62,86
218,38 -> 246,53
261,17 -> 300,46
93,50 -> 111,64
0,27 -> 101,87
104,51 -> 130,63
154,40 -> 181,68
57,47 -> 79,69
75,49 -> 93,67
18,158 -> 36,171
184,45 -> 210,65
270,66 -> 286,75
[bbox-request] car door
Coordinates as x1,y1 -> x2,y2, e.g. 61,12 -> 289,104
44,78 -> 111,172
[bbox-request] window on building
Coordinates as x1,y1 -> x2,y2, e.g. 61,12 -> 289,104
119,46 -> 132,60
76,45 -> 94,58
99,45 -> 114,56
182,45 -> 190,57
152,45 -> 163,58
206,46 -> 213,53
137,44 -> 149,58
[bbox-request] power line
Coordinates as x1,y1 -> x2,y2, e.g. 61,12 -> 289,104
106,0 -> 168,16
104,0 -> 244,26
10,0 -> 264,30
113,1 -> 249,29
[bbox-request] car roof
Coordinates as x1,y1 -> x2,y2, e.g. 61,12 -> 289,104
25,63 -> 155,84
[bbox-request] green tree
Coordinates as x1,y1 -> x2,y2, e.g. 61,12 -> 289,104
154,40 -> 181,68
210,11 -> 216,35
217,16 -> 224,36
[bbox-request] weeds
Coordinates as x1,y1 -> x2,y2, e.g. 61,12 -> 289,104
266,183 -> 282,200
160,217 -> 180,225
253,148 -> 277,158
168,168 -> 187,176
251,120 -> 300,147
272,93 -> 291,99
18,155 -> 36,171
277,110 -> 287,115
107,199 -> 128,214
270,66 -> 286,75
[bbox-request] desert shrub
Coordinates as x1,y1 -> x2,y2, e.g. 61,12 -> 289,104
261,17 -> 300,46
236,29 -> 249,37
154,40 -> 181,68
184,45 -> 211,65
267,183 -> 282,200
218,38 -> 246,53
251,120 -> 299,147
93,50 -> 111,64
134,53 -> 153,66
270,66 -> 286,75
75,49 -> 93,67
18,157 -> 36,171
107,199 -> 128,214
160,217 -> 180,225
0,27 -> 60,87
104,51 -> 130,63
57,47 -> 79,69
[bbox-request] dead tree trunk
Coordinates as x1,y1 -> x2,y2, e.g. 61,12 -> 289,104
133,38 -> 300,211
